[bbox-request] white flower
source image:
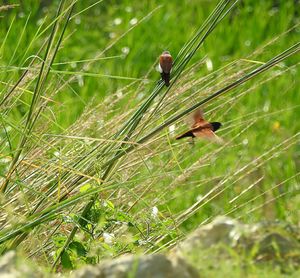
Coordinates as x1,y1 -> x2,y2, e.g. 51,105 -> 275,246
196,195 -> 203,202
138,239 -> 147,245
37,18 -> 44,26
53,151 -> 60,157
0,157 -> 11,164
114,18 -> 122,25
263,101 -> 270,112
75,17 -> 81,25
129,18 -> 138,25
103,232 -> 115,244
97,120 -> 104,128
116,91 -> 123,98
243,139 -> 248,146
151,206 -> 159,218
109,32 -> 116,39
121,47 -> 130,55
77,75 -> 84,87
137,93 -> 144,100
205,58 -> 213,71
168,124 -> 176,135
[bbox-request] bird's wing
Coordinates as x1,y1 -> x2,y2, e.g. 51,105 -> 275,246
185,109 -> 207,128
193,128 -> 223,143
157,63 -> 163,73
159,55 -> 173,73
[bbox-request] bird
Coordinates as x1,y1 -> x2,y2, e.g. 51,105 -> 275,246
175,109 -> 223,142
158,51 -> 173,87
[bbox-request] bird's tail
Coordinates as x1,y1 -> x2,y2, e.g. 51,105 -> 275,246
161,72 -> 170,87
176,130 -> 194,140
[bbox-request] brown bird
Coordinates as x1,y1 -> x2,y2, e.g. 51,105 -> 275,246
159,51 -> 173,87
176,109 -> 222,142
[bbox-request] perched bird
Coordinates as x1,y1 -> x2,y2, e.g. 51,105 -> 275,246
158,51 -> 173,87
175,109 -> 223,142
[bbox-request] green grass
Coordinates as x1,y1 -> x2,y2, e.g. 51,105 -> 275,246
0,0 -> 299,275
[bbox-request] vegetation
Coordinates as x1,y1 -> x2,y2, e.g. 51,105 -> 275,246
0,0 -> 299,275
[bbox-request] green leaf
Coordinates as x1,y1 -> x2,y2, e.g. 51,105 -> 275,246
61,251 -> 73,269
69,241 -> 87,257
52,234 -> 67,247
79,183 -> 92,193
105,199 -> 115,210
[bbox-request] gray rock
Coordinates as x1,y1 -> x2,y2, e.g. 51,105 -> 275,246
71,253 -> 199,278
174,216 -> 240,255
254,232 -> 300,261
172,216 -> 300,265
0,250 -> 43,278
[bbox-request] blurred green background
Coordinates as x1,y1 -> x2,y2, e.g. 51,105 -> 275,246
1,0 -> 299,127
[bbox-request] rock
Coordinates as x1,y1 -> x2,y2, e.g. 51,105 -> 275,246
173,216 -> 241,255
71,265 -> 102,278
0,250 -> 43,278
0,250 -> 15,270
71,253 -> 199,278
172,216 -> 300,267
254,232 -> 300,262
